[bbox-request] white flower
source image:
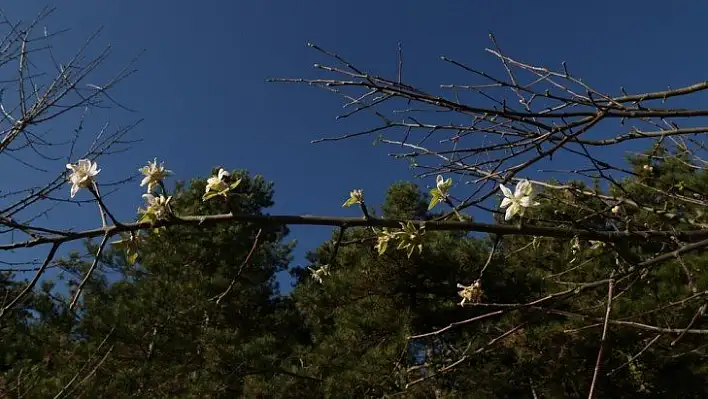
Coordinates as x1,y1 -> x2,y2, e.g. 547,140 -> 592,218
66,159 -> 100,198
139,158 -> 171,193
571,236 -> 581,254
205,168 -> 230,194
436,175 -> 452,197
611,205 -> 620,214
499,179 -> 539,221
139,193 -> 172,221
643,164 -> 653,172
350,189 -> 363,203
308,265 -> 330,284
343,189 -> 364,207
457,280 -> 483,306
374,228 -> 394,255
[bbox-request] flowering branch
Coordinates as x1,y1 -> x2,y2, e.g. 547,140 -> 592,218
4,212 -> 708,252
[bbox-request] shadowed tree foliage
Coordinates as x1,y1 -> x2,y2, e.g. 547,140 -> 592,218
247,152 -> 708,398
0,171 -> 306,398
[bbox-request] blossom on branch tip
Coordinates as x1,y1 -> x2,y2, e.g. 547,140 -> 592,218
436,175 -> 452,196
393,221 -> 425,258
457,280 -> 483,306
571,236 -> 581,254
203,168 -> 241,201
342,189 -> 364,207
308,265 -> 330,284
611,205 -> 620,214
138,193 -> 172,224
206,168 -> 230,193
139,158 -> 171,193
374,228 -> 395,256
428,175 -> 452,210
499,179 -> 539,221
66,159 -> 100,198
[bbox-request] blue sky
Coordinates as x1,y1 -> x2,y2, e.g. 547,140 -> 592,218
3,1 -> 708,294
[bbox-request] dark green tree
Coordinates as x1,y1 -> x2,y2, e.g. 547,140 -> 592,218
1,171 -> 307,398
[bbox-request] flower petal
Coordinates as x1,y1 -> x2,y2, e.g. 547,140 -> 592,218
500,197 -> 513,209
499,184 -> 512,198
514,179 -> 532,197
505,203 -> 519,221
519,196 -> 533,208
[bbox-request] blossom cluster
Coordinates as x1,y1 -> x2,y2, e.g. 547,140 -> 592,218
64,158 -> 241,265
65,158 -> 616,309
340,175 -> 544,303
457,280 -> 483,306
375,221 -> 425,258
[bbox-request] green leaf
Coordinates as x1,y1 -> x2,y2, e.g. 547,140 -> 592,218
202,191 -> 220,201
342,197 -> 359,208
428,189 -> 442,210
378,240 -> 388,255
139,213 -> 156,225
126,251 -> 138,265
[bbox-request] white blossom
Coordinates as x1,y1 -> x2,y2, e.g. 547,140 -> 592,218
350,189 -> 363,203
139,158 -> 171,193
571,236 -> 581,254
66,159 -> 100,198
139,193 -> 172,221
436,175 -> 452,197
308,265 -> 330,284
343,189 -> 364,207
499,179 -> 539,221
205,168 -> 230,194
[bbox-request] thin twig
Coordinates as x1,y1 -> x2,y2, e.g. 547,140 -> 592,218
214,229 -> 263,304
69,233 -> 109,310
588,272 -> 615,399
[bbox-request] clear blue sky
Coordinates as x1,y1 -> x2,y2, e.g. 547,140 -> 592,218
3,1 -> 708,294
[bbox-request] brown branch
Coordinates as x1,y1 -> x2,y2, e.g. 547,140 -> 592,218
0,242 -> 59,320
4,213 -> 708,252
538,307 -> 708,335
